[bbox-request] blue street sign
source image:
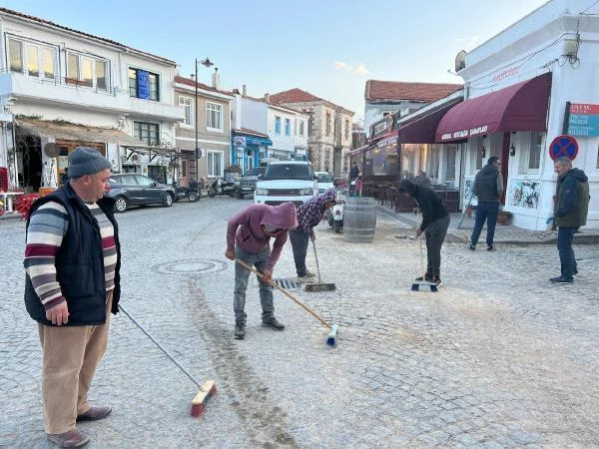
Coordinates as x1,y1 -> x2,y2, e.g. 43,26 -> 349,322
549,135 -> 578,161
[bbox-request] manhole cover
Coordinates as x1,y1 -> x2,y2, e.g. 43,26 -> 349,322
273,278 -> 299,290
153,259 -> 228,275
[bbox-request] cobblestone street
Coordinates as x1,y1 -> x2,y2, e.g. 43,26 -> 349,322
1,198 -> 599,448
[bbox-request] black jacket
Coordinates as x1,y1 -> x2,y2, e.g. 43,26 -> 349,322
473,164 -> 503,202
555,168 -> 590,228
24,183 -> 121,326
398,179 -> 449,231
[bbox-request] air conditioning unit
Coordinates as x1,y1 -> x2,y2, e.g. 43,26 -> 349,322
130,152 -> 141,164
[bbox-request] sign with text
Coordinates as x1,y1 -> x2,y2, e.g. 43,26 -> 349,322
566,103 -> 599,136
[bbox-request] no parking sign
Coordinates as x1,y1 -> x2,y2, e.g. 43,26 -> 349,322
549,135 -> 578,161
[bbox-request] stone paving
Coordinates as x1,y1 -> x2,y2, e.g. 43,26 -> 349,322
1,198 -> 599,448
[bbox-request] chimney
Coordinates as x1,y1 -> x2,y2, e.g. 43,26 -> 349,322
211,68 -> 221,90
264,93 -> 270,103
242,84 -> 247,96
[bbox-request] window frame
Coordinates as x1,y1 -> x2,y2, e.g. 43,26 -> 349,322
134,121 -> 160,146
207,150 -> 224,177
206,102 -> 223,132
66,51 -> 109,90
8,37 -> 57,80
275,116 -> 281,135
527,131 -> 543,172
128,67 -> 159,101
285,118 -> 291,136
179,96 -> 194,127
326,112 -> 332,136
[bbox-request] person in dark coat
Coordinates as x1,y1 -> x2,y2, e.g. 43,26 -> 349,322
398,179 -> 450,286
470,156 -> 504,251
550,157 -> 590,283
348,161 -> 360,196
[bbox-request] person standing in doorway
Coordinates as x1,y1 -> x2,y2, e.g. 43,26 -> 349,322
549,157 -> 590,283
469,156 -> 504,251
24,147 -> 120,448
348,161 -> 359,196
398,179 -> 450,286
225,202 -> 298,339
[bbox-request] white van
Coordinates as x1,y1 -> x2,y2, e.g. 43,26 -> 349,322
254,161 -> 317,207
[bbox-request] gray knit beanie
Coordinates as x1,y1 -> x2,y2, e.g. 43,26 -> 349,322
68,147 -> 112,178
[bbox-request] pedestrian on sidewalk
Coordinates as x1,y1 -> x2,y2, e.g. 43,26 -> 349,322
549,157 -> 590,283
225,202 -> 298,339
289,189 -> 338,282
469,156 -> 504,251
23,148 -> 120,448
349,161 -> 359,196
398,179 -> 450,286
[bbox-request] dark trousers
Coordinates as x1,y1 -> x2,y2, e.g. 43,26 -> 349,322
557,227 -> 577,279
425,215 -> 450,278
470,201 -> 499,247
289,229 -> 310,277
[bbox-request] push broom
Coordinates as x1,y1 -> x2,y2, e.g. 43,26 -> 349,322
305,240 -> 336,293
410,236 -> 439,292
118,304 -> 216,417
235,259 -> 339,346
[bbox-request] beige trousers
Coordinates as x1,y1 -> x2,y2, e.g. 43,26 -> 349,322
38,291 -> 113,434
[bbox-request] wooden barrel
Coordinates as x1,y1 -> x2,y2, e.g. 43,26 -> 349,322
343,197 -> 377,243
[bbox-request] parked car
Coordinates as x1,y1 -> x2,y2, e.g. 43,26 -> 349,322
254,161 -> 317,207
237,166 -> 266,199
107,173 -> 176,213
315,171 -> 335,194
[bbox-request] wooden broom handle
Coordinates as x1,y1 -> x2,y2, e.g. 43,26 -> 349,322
235,258 -> 331,329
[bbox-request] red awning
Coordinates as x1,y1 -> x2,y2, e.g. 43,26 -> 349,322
397,97 -> 462,144
349,143 -> 369,156
435,72 -> 551,142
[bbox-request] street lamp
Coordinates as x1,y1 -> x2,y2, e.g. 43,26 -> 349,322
192,57 -> 214,181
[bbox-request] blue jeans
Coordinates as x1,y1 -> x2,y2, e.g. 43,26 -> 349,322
234,247 -> 274,324
289,229 -> 310,277
557,227 -> 577,279
470,201 -> 499,247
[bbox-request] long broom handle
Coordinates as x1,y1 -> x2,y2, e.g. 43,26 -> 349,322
311,239 -> 322,284
235,258 -> 331,329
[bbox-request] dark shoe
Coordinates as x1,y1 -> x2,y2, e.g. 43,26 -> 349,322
432,276 -> 442,287
487,245 -> 495,251
469,244 -> 476,250
415,274 -> 433,282
47,429 -> 90,448
76,406 -> 112,422
550,276 -> 573,283
234,322 -> 246,339
262,317 -> 285,330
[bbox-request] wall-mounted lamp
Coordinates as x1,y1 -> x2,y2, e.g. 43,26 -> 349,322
481,145 -> 486,158
509,143 -> 516,156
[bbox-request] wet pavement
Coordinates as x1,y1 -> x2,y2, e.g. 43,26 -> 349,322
1,198 -> 599,448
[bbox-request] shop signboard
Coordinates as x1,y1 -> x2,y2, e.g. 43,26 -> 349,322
566,103 -> 599,137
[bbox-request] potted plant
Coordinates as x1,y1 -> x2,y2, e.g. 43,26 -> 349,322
496,208 -> 513,225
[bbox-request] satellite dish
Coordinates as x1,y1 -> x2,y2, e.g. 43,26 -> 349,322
130,152 -> 141,164
44,142 -> 60,158
455,50 -> 467,72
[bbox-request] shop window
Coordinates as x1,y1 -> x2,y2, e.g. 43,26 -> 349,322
206,103 -> 223,131
67,52 -> 109,89
129,68 -> 159,100
528,132 -> 542,170
179,97 -> 193,126
207,151 -> 224,177
134,122 -> 160,146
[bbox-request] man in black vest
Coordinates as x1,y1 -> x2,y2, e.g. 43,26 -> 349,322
24,148 -> 121,448
470,156 -> 504,251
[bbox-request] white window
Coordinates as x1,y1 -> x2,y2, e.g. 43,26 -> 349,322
285,118 -> 291,136
300,121 -> 305,136
206,103 -> 223,131
8,37 -> 56,80
179,97 -> 193,126
528,132 -> 542,170
207,151 -> 224,177
67,52 -> 109,89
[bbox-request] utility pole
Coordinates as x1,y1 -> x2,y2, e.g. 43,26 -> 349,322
193,57 -> 214,180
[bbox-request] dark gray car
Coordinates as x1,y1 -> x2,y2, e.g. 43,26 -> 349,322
107,174 -> 176,213
237,166 -> 266,199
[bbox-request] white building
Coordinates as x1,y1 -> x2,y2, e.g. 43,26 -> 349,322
266,97 -> 309,161
436,0 -> 599,230
0,7 -> 183,190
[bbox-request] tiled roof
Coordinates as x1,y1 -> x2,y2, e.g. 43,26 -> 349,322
365,80 -> 463,103
269,89 -> 324,105
0,7 -> 175,65
233,128 -> 270,139
174,76 -> 233,97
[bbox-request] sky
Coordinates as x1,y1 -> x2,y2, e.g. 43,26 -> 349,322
6,0 -> 549,121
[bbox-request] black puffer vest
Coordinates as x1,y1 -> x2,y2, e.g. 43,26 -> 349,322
24,183 -> 121,326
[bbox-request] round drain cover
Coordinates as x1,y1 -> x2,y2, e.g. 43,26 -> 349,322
153,259 -> 227,275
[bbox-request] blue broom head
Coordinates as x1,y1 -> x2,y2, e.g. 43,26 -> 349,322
326,324 -> 338,347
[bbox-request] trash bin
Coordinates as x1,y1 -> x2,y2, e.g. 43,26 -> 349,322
343,197 -> 377,243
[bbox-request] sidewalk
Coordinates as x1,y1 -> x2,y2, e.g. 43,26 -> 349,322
377,204 -> 599,245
